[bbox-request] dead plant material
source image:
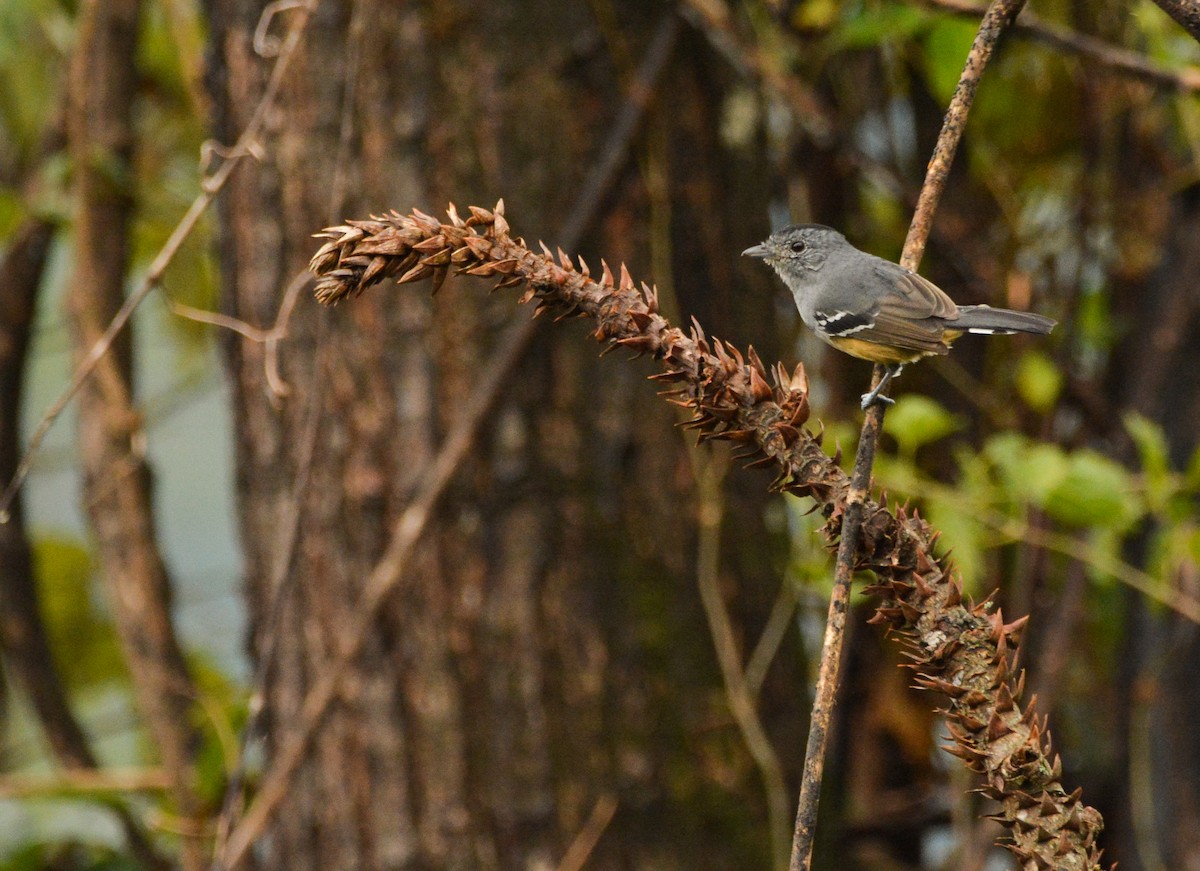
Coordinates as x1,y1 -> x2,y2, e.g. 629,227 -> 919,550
310,202 -> 1107,870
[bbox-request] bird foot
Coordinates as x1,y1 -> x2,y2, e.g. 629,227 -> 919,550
860,391 -> 895,410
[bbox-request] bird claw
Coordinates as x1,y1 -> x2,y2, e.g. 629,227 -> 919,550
860,391 -> 896,410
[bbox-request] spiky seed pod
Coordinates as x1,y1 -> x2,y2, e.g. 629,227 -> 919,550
309,204 -> 1108,870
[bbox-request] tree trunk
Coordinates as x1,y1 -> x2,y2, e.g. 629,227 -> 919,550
205,2 -> 795,869
68,2 -> 203,868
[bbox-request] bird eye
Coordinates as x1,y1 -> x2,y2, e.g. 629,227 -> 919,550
790,240 -> 807,253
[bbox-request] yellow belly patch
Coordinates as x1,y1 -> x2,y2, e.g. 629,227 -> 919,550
827,336 -> 927,364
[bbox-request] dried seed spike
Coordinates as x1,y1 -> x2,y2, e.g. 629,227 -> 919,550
447,202 -> 466,228
995,682 -> 1016,713
361,256 -> 388,286
746,345 -> 768,380
1020,694 -> 1039,724
1004,614 -> 1031,639
418,248 -> 452,267
644,282 -> 659,312
412,207 -> 442,231
539,240 -> 555,260
600,260 -> 615,287
945,581 -> 962,608
398,263 -> 433,284
986,710 -> 1010,742
618,262 -> 634,291
493,210 -> 510,237
628,310 -> 653,330
748,364 -> 773,402
557,248 -> 574,270
577,255 -> 590,277
791,361 -> 809,393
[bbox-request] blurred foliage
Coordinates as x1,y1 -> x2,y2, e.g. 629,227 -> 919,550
871,398 -> 1200,604
0,841 -> 141,871
33,537 -> 126,692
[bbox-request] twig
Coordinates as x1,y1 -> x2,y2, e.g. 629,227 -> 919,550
0,768 -> 173,799
789,2 -> 1027,868
1151,0 -> 1200,43
0,0 -> 317,523
679,0 -> 834,144
215,15 -> 681,868
164,267 -> 312,402
693,449 -> 791,870
744,579 -> 800,698
926,0 -> 1200,91
554,794 -> 619,871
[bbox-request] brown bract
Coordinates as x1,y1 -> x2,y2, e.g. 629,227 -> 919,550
310,203 -> 1107,870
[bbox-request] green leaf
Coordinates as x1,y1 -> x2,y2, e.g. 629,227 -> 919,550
1042,450 -> 1137,528
925,495 -> 985,594
1125,413 -> 1169,478
921,18 -> 978,103
1124,413 -> 1173,511
832,4 -> 929,49
1015,350 -> 1063,412
984,432 -> 1068,505
884,394 -> 964,456
33,535 -> 126,690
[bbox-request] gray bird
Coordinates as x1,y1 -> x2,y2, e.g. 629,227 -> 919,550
743,224 -> 1056,409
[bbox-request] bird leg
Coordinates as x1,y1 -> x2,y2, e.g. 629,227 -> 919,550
860,364 -> 903,410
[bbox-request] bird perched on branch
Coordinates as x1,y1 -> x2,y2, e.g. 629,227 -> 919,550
744,224 -> 1056,409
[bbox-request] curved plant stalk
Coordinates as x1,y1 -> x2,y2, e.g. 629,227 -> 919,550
309,202 -> 1108,869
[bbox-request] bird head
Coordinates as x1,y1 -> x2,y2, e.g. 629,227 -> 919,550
742,224 -> 845,283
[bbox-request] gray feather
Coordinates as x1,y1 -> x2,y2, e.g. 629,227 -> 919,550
953,305 -> 1056,335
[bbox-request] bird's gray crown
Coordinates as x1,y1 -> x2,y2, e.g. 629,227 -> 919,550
744,223 -> 847,275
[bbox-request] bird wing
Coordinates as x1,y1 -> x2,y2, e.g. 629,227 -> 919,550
809,262 -> 959,356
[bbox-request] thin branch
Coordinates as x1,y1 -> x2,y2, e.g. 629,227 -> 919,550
163,267 -> 312,402
926,0 -> 1200,91
214,15 -> 681,869
693,449 -> 791,871
553,794 -> 619,871
1150,0 -> 1200,43
791,2 -> 1028,866
0,83 -> 170,871
0,0 -> 317,522
68,2 -> 206,867
0,769 -> 173,799
744,579 -> 800,699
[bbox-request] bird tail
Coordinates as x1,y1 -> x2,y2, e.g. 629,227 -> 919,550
954,305 -> 1056,335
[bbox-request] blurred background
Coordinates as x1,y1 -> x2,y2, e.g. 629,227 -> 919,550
2,0 -> 1200,869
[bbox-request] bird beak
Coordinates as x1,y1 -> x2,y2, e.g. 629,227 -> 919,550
742,243 -> 770,259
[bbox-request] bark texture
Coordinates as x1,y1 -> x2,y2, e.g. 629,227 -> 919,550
205,2 -> 793,869
68,1 -> 202,867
